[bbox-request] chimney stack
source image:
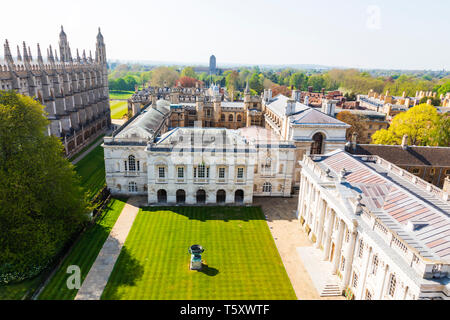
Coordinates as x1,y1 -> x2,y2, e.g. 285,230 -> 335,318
401,134 -> 408,149
351,132 -> 358,151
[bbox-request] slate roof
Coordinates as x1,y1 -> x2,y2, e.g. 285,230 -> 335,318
348,144 -> 450,167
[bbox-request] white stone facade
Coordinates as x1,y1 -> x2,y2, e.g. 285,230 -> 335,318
298,150 -> 450,300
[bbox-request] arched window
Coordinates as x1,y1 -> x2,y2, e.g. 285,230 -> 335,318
237,114 -> 242,122
220,114 -> 225,121
128,155 -> 136,171
262,182 -> 272,193
228,114 -> 233,122
310,132 -> 324,155
388,274 -> 396,297
128,181 -> 138,192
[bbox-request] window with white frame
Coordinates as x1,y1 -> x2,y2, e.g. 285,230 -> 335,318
388,274 -> 396,297
158,166 -> 165,178
262,182 -> 272,193
128,155 -> 136,171
358,239 -> 364,258
218,167 -> 226,179
352,272 -> 359,288
198,164 -> 205,178
372,255 -> 379,275
237,167 -> 244,179
177,166 -> 184,178
128,181 -> 138,192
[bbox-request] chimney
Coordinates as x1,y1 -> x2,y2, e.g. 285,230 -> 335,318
401,134 -> 408,149
351,132 -> 358,151
321,99 -> 337,116
402,91 -> 406,98
286,99 -> 295,116
268,89 -> 272,101
304,95 -> 309,106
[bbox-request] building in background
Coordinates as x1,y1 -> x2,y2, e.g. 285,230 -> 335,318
298,150 -> 450,300
346,136 -> 450,189
0,26 -> 111,157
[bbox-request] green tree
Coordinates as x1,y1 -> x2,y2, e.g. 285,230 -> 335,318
150,67 -> 180,87
307,74 -> 325,91
249,73 -> 264,94
181,67 -> 197,79
0,91 -> 90,283
437,80 -> 450,96
371,104 -> 443,146
225,71 -> 239,101
289,72 -> 306,90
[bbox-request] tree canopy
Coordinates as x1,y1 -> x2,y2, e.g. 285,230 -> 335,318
371,103 -> 449,146
336,111 -> 366,142
150,67 -> 180,87
0,91 -> 90,283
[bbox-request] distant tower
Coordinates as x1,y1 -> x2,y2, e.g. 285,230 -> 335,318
209,55 -> 216,75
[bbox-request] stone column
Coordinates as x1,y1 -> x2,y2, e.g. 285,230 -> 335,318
315,199 -> 326,249
323,208 -> 334,260
332,219 -> 345,273
358,247 -> 373,299
342,231 -> 357,288
378,265 -> 390,300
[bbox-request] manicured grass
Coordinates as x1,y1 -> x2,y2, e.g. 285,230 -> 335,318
0,275 -> 44,300
110,101 -> 128,119
109,90 -> 134,100
68,134 -> 105,162
37,198 -> 127,300
101,206 -> 296,300
74,144 -> 105,199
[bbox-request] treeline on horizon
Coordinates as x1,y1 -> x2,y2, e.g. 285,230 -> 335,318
107,63 -> 450,103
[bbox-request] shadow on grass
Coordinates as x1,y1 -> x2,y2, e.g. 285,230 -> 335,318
141,206 -> 265,222
198,264 -> 219,277
101,244 -> 144,300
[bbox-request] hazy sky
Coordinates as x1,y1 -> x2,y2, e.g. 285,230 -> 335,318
1,0 -> 449,70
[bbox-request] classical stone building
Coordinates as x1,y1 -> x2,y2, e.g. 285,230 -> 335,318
0,27 -> 111,157
103,115 -> 296,204
298,149 -> 450,299
124,85 -> 349,192
264,90 -> 350,185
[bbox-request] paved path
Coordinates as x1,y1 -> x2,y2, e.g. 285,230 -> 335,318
75,198 -> 140,300
254,196 -> 344,300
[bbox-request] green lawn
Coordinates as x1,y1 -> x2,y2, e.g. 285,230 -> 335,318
101,206 -> 296,300
109,90 -> 134,100
74,144 -> 106,199
110,101 -> 128,119
37,198 -> 127,300
68,134 -> 105,162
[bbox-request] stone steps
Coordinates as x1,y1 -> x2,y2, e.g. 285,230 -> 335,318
319,275 -> 343,297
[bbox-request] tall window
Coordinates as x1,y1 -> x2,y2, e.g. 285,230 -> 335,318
220,114 -> 225,121
372,255 -> 379,275
237,115 -> 242,122
195,164 -> 208,178
237,167 -> 244,179
128,181 -> 138,192
352,272 -> 359,288
341,256 -> 346,272
219,167 -> 225,179
158,166 -> 165,178
128,155 -> 136,171
228,114 -> 233,122
388,274 -> 396,297
358,239 -> 364,258
262,182 -> 272,193
177,167 -> 184,178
